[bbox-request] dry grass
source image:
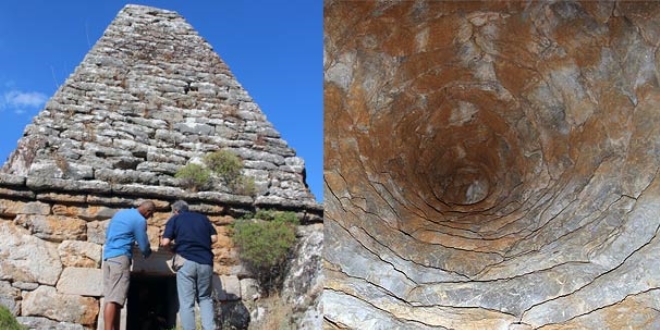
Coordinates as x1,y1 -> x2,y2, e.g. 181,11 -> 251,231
54,153 -> 71,176
253,294 -> 295,330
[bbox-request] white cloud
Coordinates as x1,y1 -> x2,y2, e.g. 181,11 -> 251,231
1,90 -> 48,114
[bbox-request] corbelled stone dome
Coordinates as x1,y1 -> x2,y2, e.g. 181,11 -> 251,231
324,1 -> 660,329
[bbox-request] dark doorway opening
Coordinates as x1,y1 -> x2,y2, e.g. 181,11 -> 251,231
127,274 -> 178,330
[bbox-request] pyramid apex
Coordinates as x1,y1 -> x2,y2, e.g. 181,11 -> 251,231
121,4 -> 178,14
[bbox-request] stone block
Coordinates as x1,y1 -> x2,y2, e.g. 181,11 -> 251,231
0,188 -> 35,199
213,274 -> 240,301
240,278 -> 260,301
36,193 -> 87,203
130,247 -> 175,275
58,240 -> 102,268
0,173 -> 26,187
56,267 -> 103,296
22,285 -> 99,325
0,222 -> 62,285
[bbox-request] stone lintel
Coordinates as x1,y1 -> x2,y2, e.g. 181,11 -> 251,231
0,187 -> 35,199
0,174 -> 27,187
36,193 -> 87,204
85,195 -> 135,207
130,246 -> 175,275
192,191 -> 254,206
26,178 -> 111,194
111,184 -> 186,199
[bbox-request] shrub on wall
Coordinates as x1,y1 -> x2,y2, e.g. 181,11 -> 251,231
232,210 -> 299,293
176,150 -> 259,196
204,150 -> 243,187
235,175 -> 257,197
174,163 -> 211,192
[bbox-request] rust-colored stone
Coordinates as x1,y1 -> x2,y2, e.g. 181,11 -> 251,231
324,0 -> 660,328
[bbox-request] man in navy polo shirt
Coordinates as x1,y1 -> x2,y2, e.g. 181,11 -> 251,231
161,200 -> 217,330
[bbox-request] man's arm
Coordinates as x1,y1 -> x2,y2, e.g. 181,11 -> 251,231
161,237 -> 172,246
134,218 -> 152,258
161,217 -> 176,248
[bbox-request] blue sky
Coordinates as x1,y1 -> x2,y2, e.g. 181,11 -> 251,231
0,1 -> 323,201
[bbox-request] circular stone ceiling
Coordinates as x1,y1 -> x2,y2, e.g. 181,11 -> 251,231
324,1 -> 660,329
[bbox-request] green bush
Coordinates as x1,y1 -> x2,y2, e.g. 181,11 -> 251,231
175,163 -> 211,192
254,209 -> 275,221
232,211 -> 299,293
204,150 -> 243,187
254,209 -> 298,224
176,150 -> 259,196
235,175 -> 257,197
273,211 -> 298,224
0,305 -> 26,330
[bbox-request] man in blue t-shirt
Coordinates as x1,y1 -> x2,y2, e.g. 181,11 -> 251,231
103,200 -> 154,330
161,200 -> 217,330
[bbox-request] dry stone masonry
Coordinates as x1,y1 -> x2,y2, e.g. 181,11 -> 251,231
324,1 -> 660,329
0,4 -> 321,330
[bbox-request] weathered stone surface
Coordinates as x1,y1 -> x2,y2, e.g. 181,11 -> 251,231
214,274 -> 241,301
26,177 -> 111,194
240,278 -> 261,302
130,247 -> 174,275
194,191 -> 254,205
0,280 -> 21,315
57,240 -> 102,268
28,161 -> 94,180
208,214 -> 234,225
0,187 -> 35,199
17,317 -> 84,330
85,220 -> 108,245
52,204 -> 117,221
0,222 -> 62,285
324,1 -> 660,329
111,184 -> 186,199
15,215 -> 87,242
36,193 -> 86,204
282,224 -> 323,329
0,200 -> 50,217
22,285 -> 99,325
218,301 -> 250,330
12,282 -> 38,291
85,195 -> 134,207
188,203 -> 226,215
95,168 -> 159,185
55,267 -> 103,296
0,173 -> 26,187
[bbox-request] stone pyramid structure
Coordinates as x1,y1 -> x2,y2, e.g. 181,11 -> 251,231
2,4 -> 319,211
0,4 -> 321,329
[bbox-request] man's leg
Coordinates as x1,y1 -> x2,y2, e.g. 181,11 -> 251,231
177,260 -> 197,330
102,256 -> 130,330
104,301 -> 120,330
197,263 -> 216,330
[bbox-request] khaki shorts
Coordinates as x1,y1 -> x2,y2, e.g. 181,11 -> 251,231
103,255 -> 130,306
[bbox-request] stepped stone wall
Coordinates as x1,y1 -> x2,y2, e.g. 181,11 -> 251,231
324,1 -> 660,329
0,4 -> 321,330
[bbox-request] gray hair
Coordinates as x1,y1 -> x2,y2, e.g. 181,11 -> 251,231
171,200 -> 189,213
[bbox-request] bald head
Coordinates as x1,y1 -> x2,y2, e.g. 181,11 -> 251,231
137,200 -> 155,218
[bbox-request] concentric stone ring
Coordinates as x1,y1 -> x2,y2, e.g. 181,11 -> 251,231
324,1 -> 660,329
